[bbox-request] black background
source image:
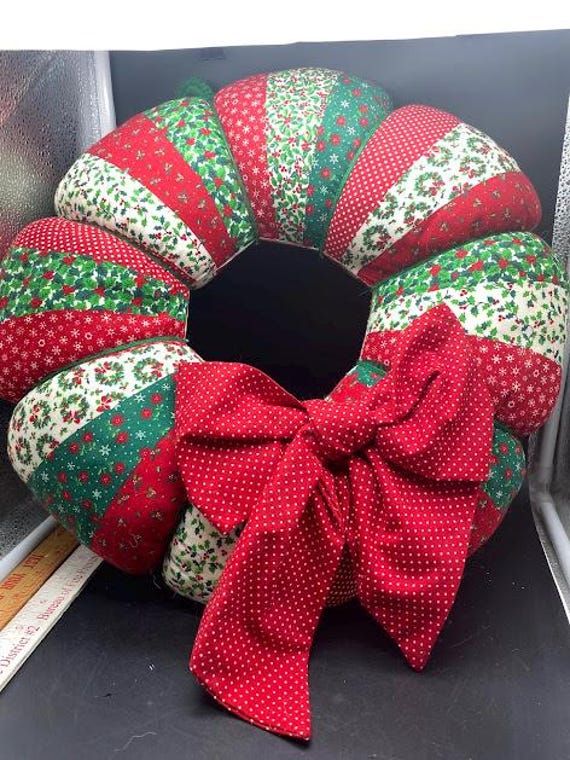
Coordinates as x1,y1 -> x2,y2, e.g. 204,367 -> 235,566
1,31 -> 570,759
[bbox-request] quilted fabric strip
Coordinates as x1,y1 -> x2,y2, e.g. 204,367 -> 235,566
55,152 -> 216,285
8,340 -> 199,482
0,313 -> 186,405
356,172 -> 541,284
265,68 -> 339,243
365,232 -> 568,363
27,374 -> 175,547
11,216 -> 180,283
144,100 -> 256,256
339,122 -> 520,275
88,112 -> 237,269
302,72 -> 392,248
91,427 -> 185,573
325,106 -> 460,259
1,246 -> 187,322
215,73 -> 277,239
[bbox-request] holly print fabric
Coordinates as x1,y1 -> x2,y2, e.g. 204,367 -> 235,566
215,68 -> 392,248
367,232 -> 567,361
145,100 -> 254,254
324,105 -> 541,285
55,99 -> 256,287
162,503 -> 242,602
363,232 -> 568,436
0,218 -> 189,403
8,340 -> 200,573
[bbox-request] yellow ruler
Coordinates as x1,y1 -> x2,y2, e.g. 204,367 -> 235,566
0,526 -> 78,630
0,545 -> 102,692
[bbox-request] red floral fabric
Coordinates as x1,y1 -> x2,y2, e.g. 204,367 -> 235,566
175,305 -> 494,739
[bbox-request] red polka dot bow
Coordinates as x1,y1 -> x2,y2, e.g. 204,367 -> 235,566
175,304 -> 494,740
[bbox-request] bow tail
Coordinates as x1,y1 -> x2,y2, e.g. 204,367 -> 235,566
349,454 -> 480,671
189,443 -> 347,741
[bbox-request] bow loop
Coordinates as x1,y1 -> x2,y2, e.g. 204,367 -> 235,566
359,304 -> 493,484
174,361 -> 307,533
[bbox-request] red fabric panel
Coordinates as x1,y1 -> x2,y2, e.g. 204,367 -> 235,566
0,311 -> 184,403
215,74 -> 277,239
362,330 -> 561,437
11,217 -> 180,285
324,105 -> 460,260
89,113 -> 234,267
91,429 -> 186,573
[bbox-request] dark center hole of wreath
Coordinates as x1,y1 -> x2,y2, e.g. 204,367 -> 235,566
188,242 -> 371,399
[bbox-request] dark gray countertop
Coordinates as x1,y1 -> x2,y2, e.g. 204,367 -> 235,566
1,483 -> 569,760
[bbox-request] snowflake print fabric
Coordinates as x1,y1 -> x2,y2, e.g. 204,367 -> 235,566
8,340 -> 200,573
0,218 -> 189,403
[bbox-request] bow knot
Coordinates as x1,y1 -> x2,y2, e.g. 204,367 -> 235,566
175,305 -> 494,740
302,398 -> 377,463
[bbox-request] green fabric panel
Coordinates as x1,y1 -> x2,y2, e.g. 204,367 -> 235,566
29,375 -> 174,546
144,98 -> 255,249
303,74 -> 392,249
0,247 -> 187,322
485,424 -> 525,510
372,232 -> 561,308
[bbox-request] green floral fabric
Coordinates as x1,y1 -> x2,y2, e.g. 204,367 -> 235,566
303,73 -> 392,249
145,98 -> 255,250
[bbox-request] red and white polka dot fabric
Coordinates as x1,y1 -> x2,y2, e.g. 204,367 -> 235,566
175,305 -> 495,739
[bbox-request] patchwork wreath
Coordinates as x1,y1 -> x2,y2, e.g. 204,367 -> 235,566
1,67 -> 567,740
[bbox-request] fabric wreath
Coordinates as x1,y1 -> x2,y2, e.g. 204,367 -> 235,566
3,67 -> 568,741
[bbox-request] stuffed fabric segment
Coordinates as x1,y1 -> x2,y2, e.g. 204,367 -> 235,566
162,363 -> 526,604
324,105 -> 542,285
0,218 -> 189,403
362,232 -> 568,436
215,68 -> 393,248
55,97 -> 257,288
7,340 -> 199,573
